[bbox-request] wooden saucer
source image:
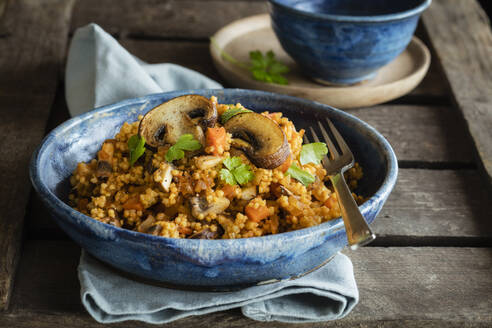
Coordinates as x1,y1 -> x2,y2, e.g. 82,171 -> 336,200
210,14 -> 431,109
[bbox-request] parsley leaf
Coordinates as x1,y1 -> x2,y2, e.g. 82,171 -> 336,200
165,134 -> 202,162
174,134 -> 202,151
223,156 -> 243,170
210,38 -> 289,85
248,50 -> 289,85
219,168 -> 236,185
220,107 -> 252,124
286,163 -> 315,186
233,164 -> 255,185
220,156 -> 255,186
300,142 -> 328,165
128,135 -> 146,166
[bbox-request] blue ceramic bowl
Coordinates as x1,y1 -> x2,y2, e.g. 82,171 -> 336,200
268,0 -> 431,84
30,89 -> 397,288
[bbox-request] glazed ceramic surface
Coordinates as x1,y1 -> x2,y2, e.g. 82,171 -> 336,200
30,89 -> 398,287
268,0 -> 432,84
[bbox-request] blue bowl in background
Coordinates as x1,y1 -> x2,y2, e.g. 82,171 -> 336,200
268,0 -> 432,85
30,89 -> 397,288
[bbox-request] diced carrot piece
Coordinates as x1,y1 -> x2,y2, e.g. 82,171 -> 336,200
245,204 -> 270,223
206,127 -> 227,155
178,227 -> 192,235
324,195 -> 339,210
221,184 -> 238,199
276,154 -> 292,173
122,197 -> 144,211
98,142 -> 114,162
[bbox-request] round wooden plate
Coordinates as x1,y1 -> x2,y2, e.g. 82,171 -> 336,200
210,14 -> 431,109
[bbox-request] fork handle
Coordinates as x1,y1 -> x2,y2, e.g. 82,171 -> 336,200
330,172 -> 376,249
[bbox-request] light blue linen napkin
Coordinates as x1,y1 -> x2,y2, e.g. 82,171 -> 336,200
66,23 -> 359,324
79,251 -> 358,324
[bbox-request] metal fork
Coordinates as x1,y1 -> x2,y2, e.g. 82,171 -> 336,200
305,118 -> 376,250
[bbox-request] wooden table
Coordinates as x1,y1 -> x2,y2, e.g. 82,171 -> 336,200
1,0 -> 491,327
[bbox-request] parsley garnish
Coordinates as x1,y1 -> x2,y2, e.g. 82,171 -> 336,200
286,163 -> 315,186
220,156 -> 255,186
249,50 -> 289,85
165,134 -> 202,162
300,142 -> 328,165
210,37 -> 289,85
220,107 -> 252,124
128,135 -> 146,166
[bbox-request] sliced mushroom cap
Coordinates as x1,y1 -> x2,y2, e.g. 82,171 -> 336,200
188,227 -> 224,240
96,160 -> 112,180
138,216 -> 163,236
138,95 -> 217,148
190,196 -> 230,219
224,112 -> 290,169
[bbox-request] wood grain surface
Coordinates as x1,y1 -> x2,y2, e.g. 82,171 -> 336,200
423,0 -> 492,185
347,105 -> 475,164
4,241 -> 492,327
374,169 -> 492,240
71,0 -> 268,39
0,0 -> 75,311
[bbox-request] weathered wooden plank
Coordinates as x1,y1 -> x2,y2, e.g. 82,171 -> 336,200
402,52 -> 448,100
397,22 -> 450,101
374,169 -> 492,240
422,0 -> 492,185
0,0 -> 75,311
347,105 -> 474,164
5,241 -> 492,327
121,40 -> 222,82
0,0 -> 7,19
71,0 -> 268,39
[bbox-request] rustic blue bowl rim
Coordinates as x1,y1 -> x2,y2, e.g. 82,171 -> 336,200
30,89 -> 398,249
268,0 -> 432,22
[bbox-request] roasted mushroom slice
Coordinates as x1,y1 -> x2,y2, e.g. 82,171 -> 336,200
138,94 -> 217,148
96,142 -> 114,179
190,196 -> 230,219
188,226 -> 224,239
138,216 -> 162,236
224,112 -> 290,169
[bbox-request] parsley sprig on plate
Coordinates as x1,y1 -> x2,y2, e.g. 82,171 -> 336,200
220,157 -> 255,186
249,50 -> 289,85
211,37 -> 290,85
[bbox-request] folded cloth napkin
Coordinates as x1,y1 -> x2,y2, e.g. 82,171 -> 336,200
79,251 -> 358,324
66,24 -> 221,116
66,23 -> 359,324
